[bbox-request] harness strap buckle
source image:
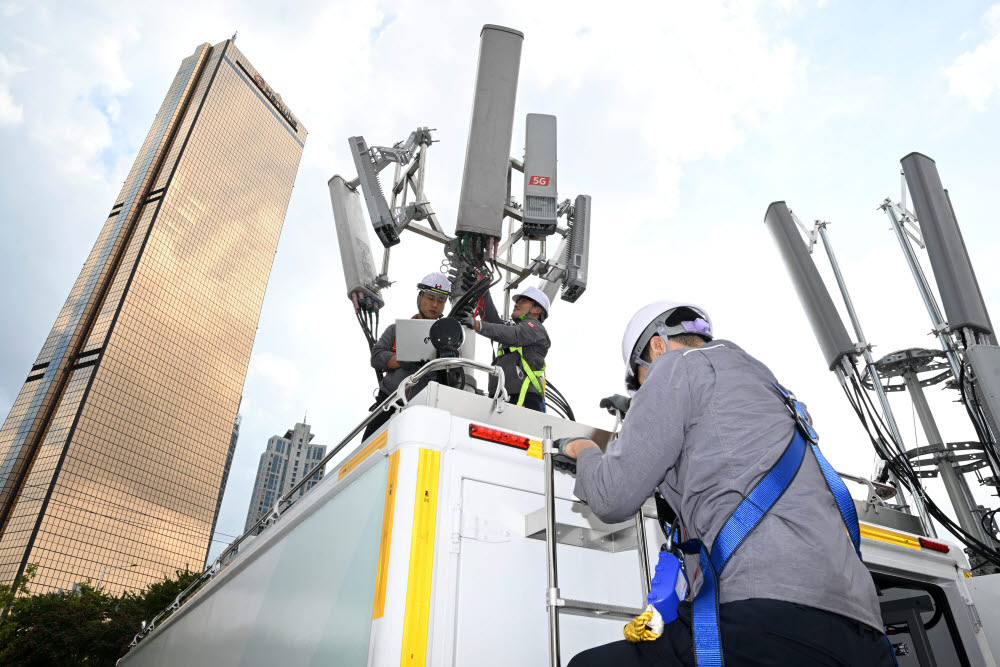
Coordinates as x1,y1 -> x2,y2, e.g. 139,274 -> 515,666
771,380 -> 819,443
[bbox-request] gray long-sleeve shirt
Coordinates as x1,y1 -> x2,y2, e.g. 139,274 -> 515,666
574,340 -> 883,631
478,293 -> 550,402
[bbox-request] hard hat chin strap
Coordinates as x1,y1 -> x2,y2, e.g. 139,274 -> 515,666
631,323 -> 675,376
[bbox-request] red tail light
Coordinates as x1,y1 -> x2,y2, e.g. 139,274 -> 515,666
469,424 -> 530,450
918,537 -> 950,553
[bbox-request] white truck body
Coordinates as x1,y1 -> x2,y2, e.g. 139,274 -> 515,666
118,383 -> 998,667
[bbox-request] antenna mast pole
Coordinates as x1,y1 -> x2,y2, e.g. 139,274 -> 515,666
813,221 -> 935,533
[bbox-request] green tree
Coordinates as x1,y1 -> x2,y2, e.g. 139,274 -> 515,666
0,566 -> 202,666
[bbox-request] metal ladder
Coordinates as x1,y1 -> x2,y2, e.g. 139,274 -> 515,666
541,423 -> 653,666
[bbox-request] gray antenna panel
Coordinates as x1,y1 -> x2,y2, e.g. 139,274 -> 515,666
765,201 -> 854,370
901,152 -> 994,338
966,345 -> 1000,442
349,135 -> 399,248
523,113 -> 558,238
455,25 -> 523,238
562,194 -> 591,302
328,175 -> 383,310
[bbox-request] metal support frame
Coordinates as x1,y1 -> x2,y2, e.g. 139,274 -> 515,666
880,596 -> 938,667
339,101 -> 588,335
901,370 -> 992,544
883,200 -> 1000,524
882,202 -> 963,382
368,141 -> 575,313
812,221 -> 935,534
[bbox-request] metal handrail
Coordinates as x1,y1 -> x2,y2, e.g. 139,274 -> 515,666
128,357 -> 507,650
398,356 -> 508,410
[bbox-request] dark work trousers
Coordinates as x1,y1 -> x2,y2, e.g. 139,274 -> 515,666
362,392 -> 395,440
568,599 -> 895,667
520,392 -> 544,412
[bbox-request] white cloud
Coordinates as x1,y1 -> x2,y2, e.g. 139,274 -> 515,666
0,1 -> 22,17
248,352 -> 304,392
946,3 -> 1000,110
0,52 -> 26,77
0,85 -> 22,124
0,53 -> 26,124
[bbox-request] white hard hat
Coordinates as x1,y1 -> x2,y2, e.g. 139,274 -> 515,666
417,272 -> 451,296
621,300 -> 713,390
513,286 -> 551,317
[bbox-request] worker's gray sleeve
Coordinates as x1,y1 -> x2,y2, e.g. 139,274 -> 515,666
482,291 -> 502,325
371,324 -> 396,371
478,319 -> 547,348
574,353 -> 690,523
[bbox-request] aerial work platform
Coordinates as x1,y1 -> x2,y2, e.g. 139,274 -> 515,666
118,378 -> 996,667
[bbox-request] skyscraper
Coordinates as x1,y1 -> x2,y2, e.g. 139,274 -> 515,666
0,38 -> 306,594
210,412 -> 241,546
244,422 -> 326,534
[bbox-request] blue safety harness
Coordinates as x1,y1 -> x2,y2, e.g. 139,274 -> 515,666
680,381 -> 888,666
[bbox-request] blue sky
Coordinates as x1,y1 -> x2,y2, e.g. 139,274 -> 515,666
2,0 -> 999,564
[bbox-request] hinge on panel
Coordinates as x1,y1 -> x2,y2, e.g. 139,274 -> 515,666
450,504 -> 462,554
458,513 -> 511,545
966,601 -> 983,632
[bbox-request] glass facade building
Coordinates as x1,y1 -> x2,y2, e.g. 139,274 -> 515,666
0,39 -> 306,594
244,422 -> 326,534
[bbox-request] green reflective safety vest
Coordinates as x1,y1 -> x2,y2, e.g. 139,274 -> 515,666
496,346 -> 546,406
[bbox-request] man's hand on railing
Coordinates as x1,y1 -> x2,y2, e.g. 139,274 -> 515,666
599,394 -> 631,417
551,437 -> 579,474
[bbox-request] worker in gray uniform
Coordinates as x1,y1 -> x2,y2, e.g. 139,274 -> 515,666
364,272 -> 451,438
556,301 -> 895,667
462,286 -> 550,412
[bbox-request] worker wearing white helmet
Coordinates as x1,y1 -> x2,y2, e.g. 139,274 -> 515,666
364,272 -> 452,438
462,285 -> 551,412
557,301 -> 892,667
620,300 -> 713,396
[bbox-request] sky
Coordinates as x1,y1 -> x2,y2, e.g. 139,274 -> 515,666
2,0 -> 1000,565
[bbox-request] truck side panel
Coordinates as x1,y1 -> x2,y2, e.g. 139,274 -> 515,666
120,459 -> 389,666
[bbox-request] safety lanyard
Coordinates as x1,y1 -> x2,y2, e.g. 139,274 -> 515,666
686,381 -> 867,667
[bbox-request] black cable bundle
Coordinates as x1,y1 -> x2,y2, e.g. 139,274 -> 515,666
446,232 -> 504,321
842,359 -> 1000,569
545,380 -> 576,421
957,353 -> 1000,497
354,305 -> 382,382
448,261 -> 502,320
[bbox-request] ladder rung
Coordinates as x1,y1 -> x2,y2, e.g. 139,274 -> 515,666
555,597 -> 643,621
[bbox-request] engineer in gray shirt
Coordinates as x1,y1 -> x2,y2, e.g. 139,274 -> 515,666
462,285 -> 551,412
363,272 -> 451,439
560,301 -> 893,667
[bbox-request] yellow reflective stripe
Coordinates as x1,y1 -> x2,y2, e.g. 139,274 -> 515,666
338,430 -> 388,480
860,523 -> 921,550
400,448 -> 441,666
372,449 -> 400,619
526,439 -> 543,459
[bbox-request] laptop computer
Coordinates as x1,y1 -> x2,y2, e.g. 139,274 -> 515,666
394,319 -> 438,362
